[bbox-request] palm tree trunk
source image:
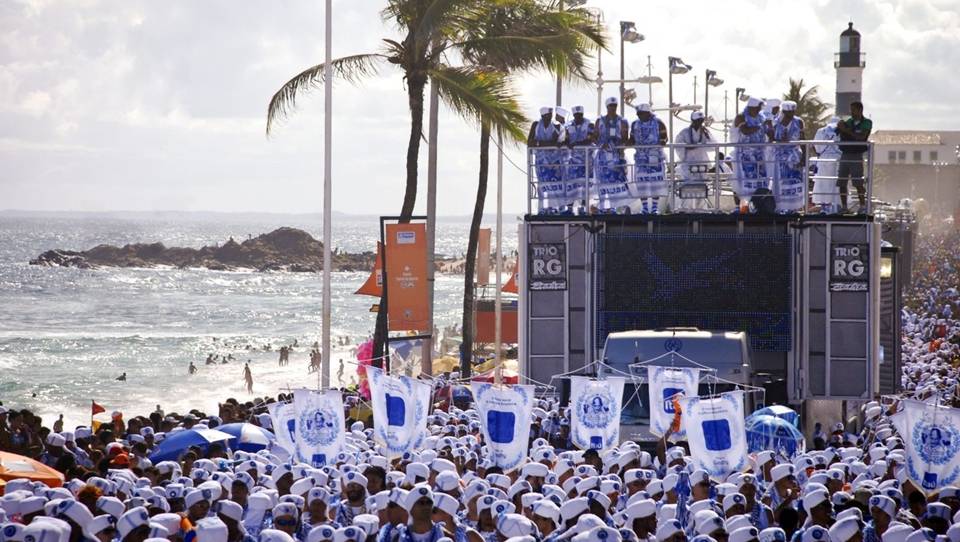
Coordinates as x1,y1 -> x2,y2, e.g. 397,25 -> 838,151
374,75 -> 426,365
461,120 -> 490,376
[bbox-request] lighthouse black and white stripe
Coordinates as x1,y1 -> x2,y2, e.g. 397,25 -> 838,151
835,22 -> 864,115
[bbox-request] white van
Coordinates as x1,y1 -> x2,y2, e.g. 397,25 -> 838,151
600,328 -> 752,445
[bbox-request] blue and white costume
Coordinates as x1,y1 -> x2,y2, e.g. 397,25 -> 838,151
595,114 -> 630,211
533,120 -> 565,212
564,117 -> 595,208
772,116 -> 804,212
733,107 -> 770,199
630,115 -> 667,199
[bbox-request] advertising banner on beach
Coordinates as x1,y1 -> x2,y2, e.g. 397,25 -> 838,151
472,383 -> 535,471
267,401 -> 297,456
890,399 -> 960,492
355,242 -> 383,297
569,376 -> 625,451
292,389 -> 345,467
367,367 -> 431,459
648,366 -> 700,438
680,391 -> 747,479
385,223 -> 429,332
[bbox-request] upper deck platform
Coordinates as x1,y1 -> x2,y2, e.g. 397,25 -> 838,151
524,140 -> 876,220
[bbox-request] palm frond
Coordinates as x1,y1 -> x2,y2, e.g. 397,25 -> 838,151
266,53 -> 385,136
428,65 -> 527,142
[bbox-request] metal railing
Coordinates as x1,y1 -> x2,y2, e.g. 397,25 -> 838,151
526,141 -> 874,217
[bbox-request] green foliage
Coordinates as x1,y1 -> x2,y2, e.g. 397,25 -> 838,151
783,78 -> 833,138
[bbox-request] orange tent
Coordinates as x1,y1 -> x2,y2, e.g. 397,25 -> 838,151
0,451 -> 64,492
355,243 -> 383,297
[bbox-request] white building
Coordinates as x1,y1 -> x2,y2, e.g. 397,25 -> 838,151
870,130 -> 960,216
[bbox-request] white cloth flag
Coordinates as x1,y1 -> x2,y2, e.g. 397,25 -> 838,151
570,376 -> 625,451
472,383 -> 536,471
648,366 -> 700,438
367,367 -> 432,459
266,401 -> 297,456
890,399 -> 960,492
293,389 -> 345,468
681,391 -> 747,479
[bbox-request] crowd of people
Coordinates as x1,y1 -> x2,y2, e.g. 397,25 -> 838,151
1,229 -> 958,542
527,97 -> 872,216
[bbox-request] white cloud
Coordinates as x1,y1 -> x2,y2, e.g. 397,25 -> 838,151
1,0 -> 959,215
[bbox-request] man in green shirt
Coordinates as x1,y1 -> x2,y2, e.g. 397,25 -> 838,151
835,101 -> 873,213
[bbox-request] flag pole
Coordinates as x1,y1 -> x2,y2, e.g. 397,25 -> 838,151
494,131 -> 503,386
320,0 -> 333,391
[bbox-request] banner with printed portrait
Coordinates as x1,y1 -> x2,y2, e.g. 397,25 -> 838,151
648,366 -> 700,438
680,391 -> 747,479
471,383 -> 536,471
570,376 -> 625,451
367,367 -> 432,459
293,389 -> 345,468
890,399 -> 960,492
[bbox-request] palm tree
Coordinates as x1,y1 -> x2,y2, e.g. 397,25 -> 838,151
783,78 -> 833,138
456,0 -> 607,375
266,1 -> 548,363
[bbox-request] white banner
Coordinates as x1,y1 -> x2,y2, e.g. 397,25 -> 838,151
570,376 -> 625,451
266,401 -> 297,455
367,367 -> 432,458
293,389 -> 345,467
890,399 -> 960,492
648,367 -> 700,438
680,391 -> 747,479
472,383 -> 536,471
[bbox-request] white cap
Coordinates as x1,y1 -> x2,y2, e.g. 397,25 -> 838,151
556,107 -> 569,118
194,518 -> 228,542
781,101 -> 797,112
803,489 -> 829,513
881,525 -> 913,542
259,529 -> 295,542
759,528 -> 787,542
605,97 -> 618,106
624,499 -> 657,521
47,434 -> 66,447
117,507 -> 150,540
635,103 -> 652,113
539,106 -> 553,116
800,526 -> 830,542
531,500 -> 561,526
497,513 -> 537,538
747,97 -> 762,108
333,525 -> 364,542
657,519 -> 683,541
214,500 -> 243,523
405,485 -> 435,511
572,105 -> 585,114
723,493 -> 747,512
572,526 -> 621,542
307,525 -> 336,542
869,495 -> 897,518
691,111 -> 705,120
730,527 -> 760,542
829,518 -> 861,542
770,464 -> 795,483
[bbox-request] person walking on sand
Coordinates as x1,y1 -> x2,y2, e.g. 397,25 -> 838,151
243,362 -> 253,393
116,372 -> 126,382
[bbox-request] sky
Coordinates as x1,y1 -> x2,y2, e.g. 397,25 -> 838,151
2,0 -> 959,215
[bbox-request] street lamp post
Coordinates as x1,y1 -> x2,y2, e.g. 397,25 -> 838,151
619,21 -> 643,116
704,69 -> 723,122
668,56 -> 692,168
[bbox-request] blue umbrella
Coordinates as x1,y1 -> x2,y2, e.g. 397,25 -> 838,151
148,428 -> 234,463
217,423 -> 276,453
745,415 -> 805,458
747,405 -> 800,429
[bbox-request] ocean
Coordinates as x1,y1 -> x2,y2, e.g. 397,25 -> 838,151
0,212 -> 518,428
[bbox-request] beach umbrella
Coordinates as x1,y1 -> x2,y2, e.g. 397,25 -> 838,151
0,451 -> 64,490
217,423 -> 276,453
148,428 -> 234,463
745,415 -> 805,458
747,404 -> 799,428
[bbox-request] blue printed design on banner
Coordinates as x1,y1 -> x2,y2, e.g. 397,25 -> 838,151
703,419 -> 732,451
589,436 -> 603,449
663,388 -> 682,413
311,454 -> 326,467
286,419 -> 296,439
299,406 -> 339,446
385,394 -> 406,426
488,411 -> 516,444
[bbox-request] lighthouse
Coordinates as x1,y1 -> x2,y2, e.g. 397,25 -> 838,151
835,22 -> 865,115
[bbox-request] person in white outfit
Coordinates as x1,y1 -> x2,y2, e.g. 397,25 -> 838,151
812,117 -> 842,214
674,111 -> 714,211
